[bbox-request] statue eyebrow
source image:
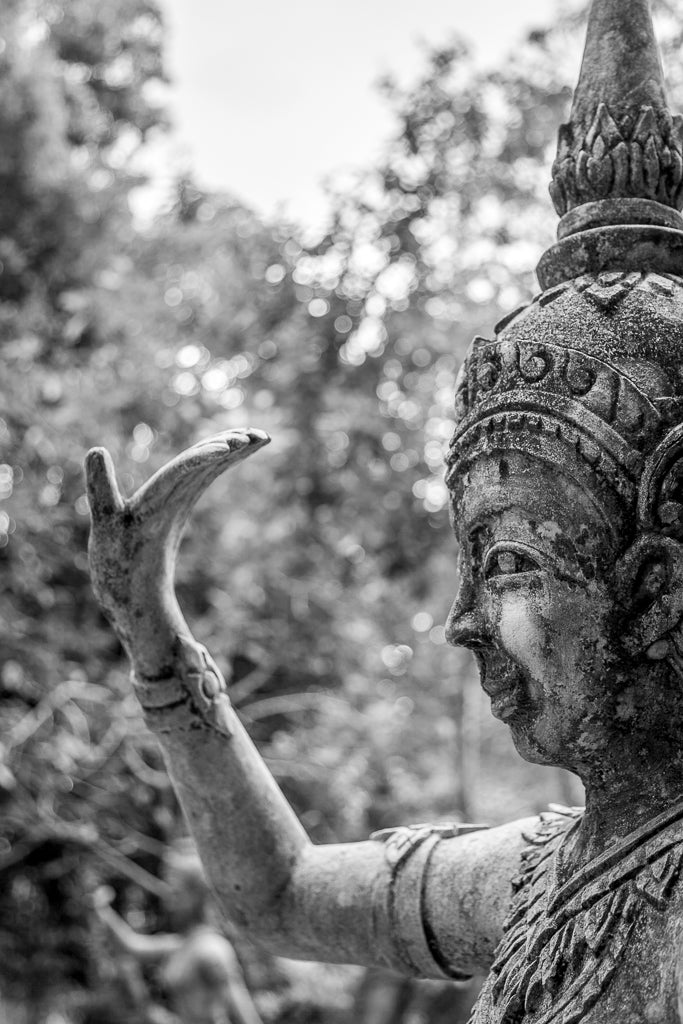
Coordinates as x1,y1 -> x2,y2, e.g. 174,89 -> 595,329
466,522 -> 492,547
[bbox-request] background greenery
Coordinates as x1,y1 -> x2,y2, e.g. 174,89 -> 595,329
3,1 -> 682,1020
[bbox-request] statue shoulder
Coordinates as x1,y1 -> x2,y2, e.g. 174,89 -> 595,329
429,813 -> 575,971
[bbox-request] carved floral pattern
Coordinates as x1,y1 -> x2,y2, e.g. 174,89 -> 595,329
550,103 -> 683,216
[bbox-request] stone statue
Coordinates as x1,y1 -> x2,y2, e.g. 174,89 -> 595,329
85,0 -> 683,1019
93,841 -> 264,1024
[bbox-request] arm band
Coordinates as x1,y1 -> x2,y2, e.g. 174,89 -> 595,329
371,821 -> 488,980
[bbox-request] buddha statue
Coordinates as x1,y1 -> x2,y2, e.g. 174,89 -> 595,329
86,0 -> 683,1019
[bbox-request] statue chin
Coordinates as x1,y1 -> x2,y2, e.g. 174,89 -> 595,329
475,652 -> 592,772
483,684 -> 557,768
506,720 -> 566,770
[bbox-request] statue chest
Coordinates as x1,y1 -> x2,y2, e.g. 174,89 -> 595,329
469,807 -> 683,1024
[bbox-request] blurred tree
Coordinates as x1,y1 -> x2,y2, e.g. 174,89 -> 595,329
6,1 -> 683,1021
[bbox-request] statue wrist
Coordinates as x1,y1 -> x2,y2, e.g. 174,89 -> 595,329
132,637 -> 238,739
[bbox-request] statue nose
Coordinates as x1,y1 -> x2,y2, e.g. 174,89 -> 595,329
445,597 -> 488,649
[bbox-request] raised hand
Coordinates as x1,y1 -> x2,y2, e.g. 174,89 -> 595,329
85,429 -> 270,679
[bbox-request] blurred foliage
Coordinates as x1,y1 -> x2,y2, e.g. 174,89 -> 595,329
5,0 -> 683,1021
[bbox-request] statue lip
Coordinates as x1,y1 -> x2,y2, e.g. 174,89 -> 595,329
489,689 -> 522,723
475,652 -> 528,723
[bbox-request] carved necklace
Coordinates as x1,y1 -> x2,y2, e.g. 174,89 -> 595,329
471,801 -> 683,1024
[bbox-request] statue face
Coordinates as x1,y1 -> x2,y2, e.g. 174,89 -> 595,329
447,451 -> 624,771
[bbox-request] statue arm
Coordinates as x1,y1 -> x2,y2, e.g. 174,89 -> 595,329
139,688 -> 531,978
93,889 -> 183,963
147,689 -> 396,969
85,431 -> 528,979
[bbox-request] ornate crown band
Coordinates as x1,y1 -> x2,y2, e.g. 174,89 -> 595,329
448,334 -> 664,481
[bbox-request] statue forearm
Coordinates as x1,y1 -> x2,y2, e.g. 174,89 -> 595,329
163,731 -> 397,966
139,647 -> 518,979
145,691 -> 310,943
115,612 -> 520,979
136,639 -> 398,968
148,708 -> 477,976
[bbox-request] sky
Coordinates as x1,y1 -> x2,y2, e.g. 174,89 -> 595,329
144,0 -> 576,228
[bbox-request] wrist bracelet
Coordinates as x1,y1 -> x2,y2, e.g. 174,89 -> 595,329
133,637 -> 238,739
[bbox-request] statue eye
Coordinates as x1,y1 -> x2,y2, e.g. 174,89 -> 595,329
484,546 -> 541,579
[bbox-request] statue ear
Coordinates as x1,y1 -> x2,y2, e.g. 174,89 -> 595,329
617,534 -> 683,661
638,423 -> 683,539
622,424 -> 683,664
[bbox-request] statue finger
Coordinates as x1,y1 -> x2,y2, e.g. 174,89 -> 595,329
129,428 -> 270,528
85,447 -> 125,520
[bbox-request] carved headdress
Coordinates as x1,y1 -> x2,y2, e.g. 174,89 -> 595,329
448,0 -> 683,544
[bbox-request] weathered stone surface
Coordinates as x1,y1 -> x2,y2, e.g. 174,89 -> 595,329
86,0 -> 683,1021
537,224 -> 683,287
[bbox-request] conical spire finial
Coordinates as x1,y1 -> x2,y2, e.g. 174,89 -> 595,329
550,0 -> 683,222
539,0 -> 683,288
571,0 -> 667,132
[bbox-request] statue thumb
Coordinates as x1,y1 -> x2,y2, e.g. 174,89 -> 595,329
85,447 -> 125,519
